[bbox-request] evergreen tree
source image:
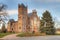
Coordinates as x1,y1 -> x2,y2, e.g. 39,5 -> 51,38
40,20 -> 44,33
41,10 -> 55,35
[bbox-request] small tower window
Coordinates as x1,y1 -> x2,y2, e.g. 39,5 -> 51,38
11,23 -> 12,25
19,27 -> 21,29
19,16 -> 21,18
12,28 -> 13,30
23,17 -> 24,19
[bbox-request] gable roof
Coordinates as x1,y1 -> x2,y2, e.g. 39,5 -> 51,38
28,13 -> 32,17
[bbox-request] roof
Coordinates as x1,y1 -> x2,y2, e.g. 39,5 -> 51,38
28,13 -> 32,17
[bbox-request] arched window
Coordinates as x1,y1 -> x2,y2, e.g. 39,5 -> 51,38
12,28 -> 13,30
19,27 -> 21,29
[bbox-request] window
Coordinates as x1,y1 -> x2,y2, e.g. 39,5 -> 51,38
12,28 -> 13,30
19,27 -> 21,29
34,17 -> 37,25
23,16 -> 24,19
19,16 -> 21,18
11,23 -> 12,25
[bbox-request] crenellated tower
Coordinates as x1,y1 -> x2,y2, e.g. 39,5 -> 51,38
18,4 -> 28,32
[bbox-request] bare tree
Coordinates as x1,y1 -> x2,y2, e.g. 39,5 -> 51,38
0,3 -> 8,25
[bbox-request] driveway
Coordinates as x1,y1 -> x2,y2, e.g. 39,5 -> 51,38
0,34 -> 60,40
0,34 -> 18,40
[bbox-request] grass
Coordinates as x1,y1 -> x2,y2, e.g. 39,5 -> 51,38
0,32 -> 14,38
17,32 -> 46,37
55,34 -> 60,36
17,32 -> 60,37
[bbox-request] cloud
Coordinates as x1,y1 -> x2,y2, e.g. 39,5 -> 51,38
7,10 -> 18,15
7,9 -> 32,15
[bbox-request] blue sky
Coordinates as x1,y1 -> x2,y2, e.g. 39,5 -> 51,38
0,0 -> 60,28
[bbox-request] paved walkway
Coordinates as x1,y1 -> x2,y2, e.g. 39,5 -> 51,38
0,34 -> 18,40
0,34 -> 60,40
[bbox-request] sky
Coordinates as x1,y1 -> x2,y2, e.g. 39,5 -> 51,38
0,0 -> 60,28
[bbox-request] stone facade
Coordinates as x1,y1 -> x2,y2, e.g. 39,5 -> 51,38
7,4 -> 40,33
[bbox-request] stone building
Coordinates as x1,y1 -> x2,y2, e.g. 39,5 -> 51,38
7,4 -> 40,33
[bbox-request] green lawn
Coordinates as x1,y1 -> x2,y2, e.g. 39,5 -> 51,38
0,33 -> 14,38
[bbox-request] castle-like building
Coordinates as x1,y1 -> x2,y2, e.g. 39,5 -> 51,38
7,4 -> 40,33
